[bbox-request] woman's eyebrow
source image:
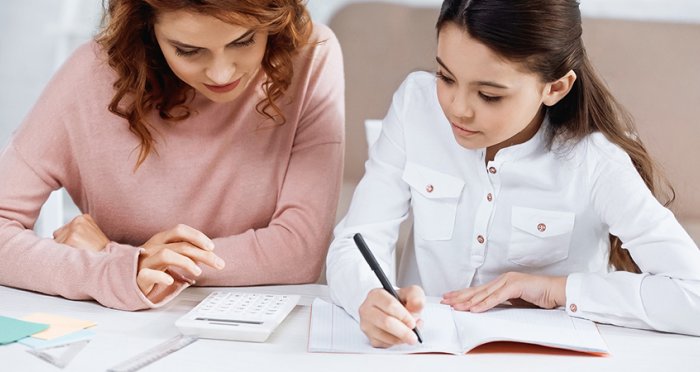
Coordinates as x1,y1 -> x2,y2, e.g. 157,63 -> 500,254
168,29 -> 255,49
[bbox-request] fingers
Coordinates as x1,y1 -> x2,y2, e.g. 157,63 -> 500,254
52,214 -> 110,252
441,273 -> 525,312
398,285 -> 425,318
167,242 -> 225,270
136,268 -> 175,296
148,224 -> 215,251
359,288 -> 420,348
141,242 -> 225,277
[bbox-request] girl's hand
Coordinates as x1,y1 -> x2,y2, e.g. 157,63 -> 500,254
358,285 -> 425,348
136,224 -> 225,296
441,272 -> 567,312
53,214 -> 110,252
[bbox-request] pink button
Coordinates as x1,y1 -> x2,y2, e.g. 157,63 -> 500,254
477,235 -> 485,244
488,167 -> 497,174
537,223 -> 546,232
426,184 -> 434,193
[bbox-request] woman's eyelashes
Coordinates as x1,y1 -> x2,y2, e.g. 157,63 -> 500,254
174,34 -> 256,58
175,48 -> 199,57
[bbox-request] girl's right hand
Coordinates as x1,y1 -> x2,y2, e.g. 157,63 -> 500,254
358,285 -> 425,348
136,224 -> 225,296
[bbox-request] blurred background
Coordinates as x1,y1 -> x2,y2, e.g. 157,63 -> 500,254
2,0 -> 699,148
1,0 -> 699,241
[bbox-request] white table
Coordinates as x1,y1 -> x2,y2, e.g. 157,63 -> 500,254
1,284 -> 699,372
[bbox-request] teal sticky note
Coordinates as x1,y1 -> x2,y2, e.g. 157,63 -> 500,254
0,315 -> 49,345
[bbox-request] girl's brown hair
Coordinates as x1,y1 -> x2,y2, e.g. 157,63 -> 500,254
96,0 -> 312,168
437,0 -> 675,272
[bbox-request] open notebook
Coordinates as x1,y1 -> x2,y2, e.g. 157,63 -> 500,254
308,298 -> 608,355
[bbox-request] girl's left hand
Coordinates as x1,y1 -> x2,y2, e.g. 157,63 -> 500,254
441,272 -> 567,312
53,214 -> 110,253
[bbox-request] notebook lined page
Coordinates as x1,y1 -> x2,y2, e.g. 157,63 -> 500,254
308,298 -> 461,354
452,307 -> 608,354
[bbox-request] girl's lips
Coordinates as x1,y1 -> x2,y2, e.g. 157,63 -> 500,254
451,122 -> 478,136
204,77 -> 242,93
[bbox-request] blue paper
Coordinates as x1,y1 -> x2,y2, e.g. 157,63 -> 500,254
19,329 -> 96,349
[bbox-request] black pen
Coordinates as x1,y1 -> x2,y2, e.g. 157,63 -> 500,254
353,233 -> 423,344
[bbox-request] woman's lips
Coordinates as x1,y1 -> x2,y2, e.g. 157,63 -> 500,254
204,77 -> 242,93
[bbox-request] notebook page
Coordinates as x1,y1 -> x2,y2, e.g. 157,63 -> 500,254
452,307 -> 608,354
308,298 -> 462,354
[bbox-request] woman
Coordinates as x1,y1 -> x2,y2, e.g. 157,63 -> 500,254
0,0 -> 344,310
326,0 -> 700,347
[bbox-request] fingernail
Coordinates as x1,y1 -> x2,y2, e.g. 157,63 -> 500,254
195,266 -> 202,275
207,242 -> 215,250
216,257 -> 225,269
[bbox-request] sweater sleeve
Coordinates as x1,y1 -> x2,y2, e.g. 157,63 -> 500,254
565,134 -> 700,335
0,43 -> 177,311
195,25 -> 345,286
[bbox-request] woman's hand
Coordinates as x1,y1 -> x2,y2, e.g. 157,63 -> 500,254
137,224 -> 225,296
53,214 -> 110,252
358,285 -> 425,348
441,272 -> 567,312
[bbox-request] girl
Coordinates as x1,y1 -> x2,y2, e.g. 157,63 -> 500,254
327,0 -> 700,348
0,0 -> 344,310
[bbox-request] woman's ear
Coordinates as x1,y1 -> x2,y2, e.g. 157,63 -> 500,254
542,70 -> 577,106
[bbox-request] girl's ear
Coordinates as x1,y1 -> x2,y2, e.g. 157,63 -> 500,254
543,70 -> 577,107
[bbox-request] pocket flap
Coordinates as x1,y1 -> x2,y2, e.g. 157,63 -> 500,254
511,206 -> 575,238
402,162 -> 464,199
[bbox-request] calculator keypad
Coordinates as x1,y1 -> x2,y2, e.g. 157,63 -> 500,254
195,292 -> 292,322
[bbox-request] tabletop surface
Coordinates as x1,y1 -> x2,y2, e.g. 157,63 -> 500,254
1,284 -> 699,372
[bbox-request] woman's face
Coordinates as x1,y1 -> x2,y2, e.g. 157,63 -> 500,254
154,10 -> 268,103
435,22 -> 548,151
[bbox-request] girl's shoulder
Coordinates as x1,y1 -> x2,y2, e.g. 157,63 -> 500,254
567,131 -> 634,170
392,71 -> 438,108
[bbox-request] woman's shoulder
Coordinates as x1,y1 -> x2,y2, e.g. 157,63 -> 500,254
44,40 -> 117,102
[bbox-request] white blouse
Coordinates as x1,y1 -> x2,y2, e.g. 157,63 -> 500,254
326,72 -> 700,335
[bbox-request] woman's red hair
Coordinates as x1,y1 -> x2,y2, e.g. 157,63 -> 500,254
96,0 -> 312,168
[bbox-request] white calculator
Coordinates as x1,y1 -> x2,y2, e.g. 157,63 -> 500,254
175,291 -> 300,342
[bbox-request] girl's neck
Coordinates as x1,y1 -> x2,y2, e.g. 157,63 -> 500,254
485,108 -> 545,164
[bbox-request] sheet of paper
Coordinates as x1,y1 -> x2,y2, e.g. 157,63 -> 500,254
452,307 -> 608,354
0,315 -> 49,345
21,313 -> 96,340
19,329 -> 96,349
308,298 -> 461,354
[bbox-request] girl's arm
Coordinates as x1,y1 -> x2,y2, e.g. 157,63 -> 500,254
569,134 -> 700,335
326,75 -> 419,321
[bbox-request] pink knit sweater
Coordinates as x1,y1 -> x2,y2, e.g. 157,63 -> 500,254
0,23 -> 344,310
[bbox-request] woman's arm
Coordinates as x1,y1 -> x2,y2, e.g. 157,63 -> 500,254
0,43 -> 186,311
0,142 -> 155,310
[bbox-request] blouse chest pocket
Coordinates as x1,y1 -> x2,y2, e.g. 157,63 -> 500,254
402,162 -> 465,241
508,206 -> 575,267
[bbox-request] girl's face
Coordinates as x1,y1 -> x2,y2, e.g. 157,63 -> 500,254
435,22 -> 550,151
154,10 -> 268,103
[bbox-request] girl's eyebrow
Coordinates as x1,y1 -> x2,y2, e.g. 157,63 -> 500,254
436,56 -> 510,89
167,29 -> 255,49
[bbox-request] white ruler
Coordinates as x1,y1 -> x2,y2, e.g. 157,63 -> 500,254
107,334 -> 198,372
